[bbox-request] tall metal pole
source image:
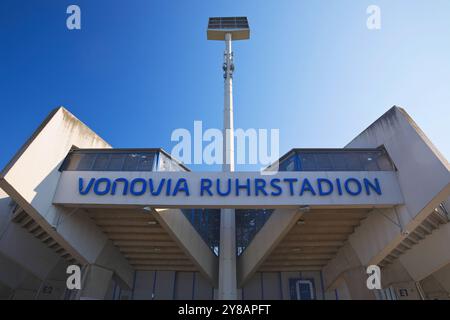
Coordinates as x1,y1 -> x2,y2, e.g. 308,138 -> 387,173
218,32 -> 237,300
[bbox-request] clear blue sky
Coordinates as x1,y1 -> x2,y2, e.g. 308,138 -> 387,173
1,0 -> 449,171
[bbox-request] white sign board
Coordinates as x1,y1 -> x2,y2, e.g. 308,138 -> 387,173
53,171 -> 404,208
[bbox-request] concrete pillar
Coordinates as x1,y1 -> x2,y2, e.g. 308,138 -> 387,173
218,208 -> 237,299
78,265 -> 113,300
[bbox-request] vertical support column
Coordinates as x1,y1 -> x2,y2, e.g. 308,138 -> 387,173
218,32 -> 237,300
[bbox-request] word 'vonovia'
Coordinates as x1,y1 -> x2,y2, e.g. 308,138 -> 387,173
79,177 -> 382,197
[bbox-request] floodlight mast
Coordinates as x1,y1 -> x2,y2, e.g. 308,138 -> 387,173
219,32 -> 236,301
207,17 -> 250,300
223,32 -> 234,173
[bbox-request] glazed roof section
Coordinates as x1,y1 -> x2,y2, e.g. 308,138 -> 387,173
266,147 -> 396,172
60,147 -> 395,173
60,148 -> 189,172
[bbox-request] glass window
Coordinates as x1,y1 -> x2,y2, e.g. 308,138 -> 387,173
61,151 -> 164,172
345,152 -> 365,171
137,154 -> 154,171
298,153 -> 317,171
76,153 -> 97,170
182,208 -> 220,255
315,153 -> 333,170
236,209 -> 273,255
107,154 -> 126,171
92,154 -> 110,170
279,155 -> 297,171
123,153 -> 140,171
330,153 -> 348,170
293,280 -> 314,300
362,152 -> 380,171
264,149 -> 394,172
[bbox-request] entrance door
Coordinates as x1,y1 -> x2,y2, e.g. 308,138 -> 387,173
289,279 -> 315,300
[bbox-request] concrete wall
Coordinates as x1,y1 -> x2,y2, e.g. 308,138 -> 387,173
1,105 -> 448,300
322,106 -> 450,299
0,108 -> 218,292
0,244 -> 70,300
0,107 -> 134,289
242,271 -> 327,300
399,220 -> 450,281
111,271 -> 215,300
322,242 -> 376,299
419,263 -> 450,299
0,188 -> 70,300
346,106 -> 450,267
107,270 -> 331,300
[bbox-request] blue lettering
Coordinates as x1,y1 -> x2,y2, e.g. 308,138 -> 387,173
254,179 -> 268,196
283,178 -> 298,196
236,178 -> 251,196
166,179 -> 172,196
344,178 -> 362,196
173,178 -> 190,196
270,178 -> 282,196
200,178 -> 213,196
111,178 -> 129,195
336,178 -> 343,195
149,178 -> 165,196
317,178 -> 333,196
300,178 -> 316,196
94,178 -> 111,195
364,178 -> 382,195
79,177 -> 94,195
216,178 -> 231,196
130,178 -> 146,196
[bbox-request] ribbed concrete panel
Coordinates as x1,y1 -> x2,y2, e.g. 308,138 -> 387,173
87,208 -> 199,273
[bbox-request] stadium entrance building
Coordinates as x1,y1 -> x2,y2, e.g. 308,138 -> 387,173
0,106 -> 449,300
0,17 -> 449,300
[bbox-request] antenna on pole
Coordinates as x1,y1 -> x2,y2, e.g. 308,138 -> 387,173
207,17 -> 250,300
